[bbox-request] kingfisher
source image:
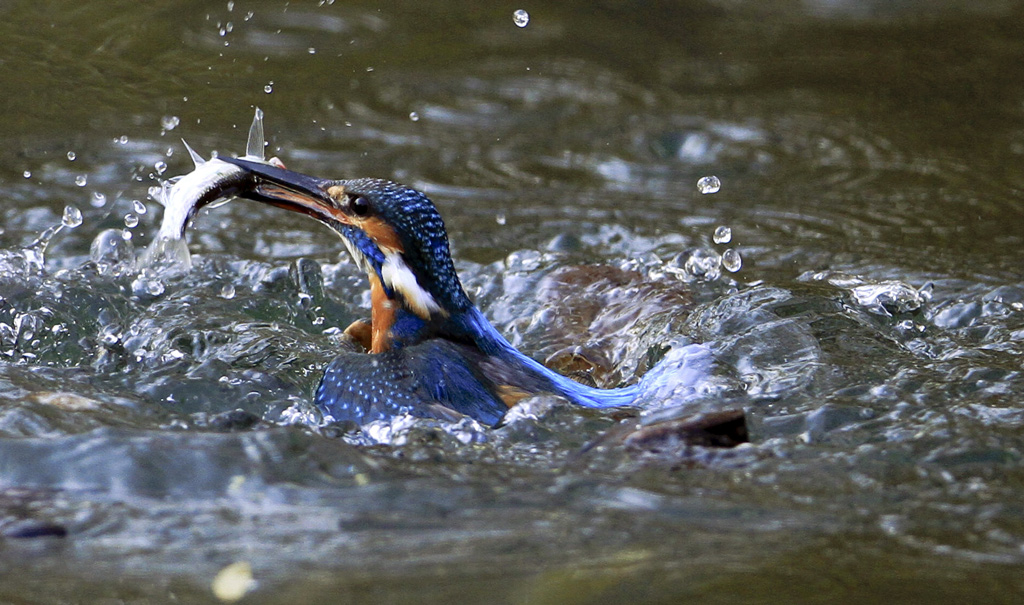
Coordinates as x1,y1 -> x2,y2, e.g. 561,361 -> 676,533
221,158 -> 712,427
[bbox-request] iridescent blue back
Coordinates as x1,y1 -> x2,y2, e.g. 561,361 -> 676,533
315,339 -> 510,426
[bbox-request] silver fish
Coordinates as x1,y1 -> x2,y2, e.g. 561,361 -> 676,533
139,108 -> 281,269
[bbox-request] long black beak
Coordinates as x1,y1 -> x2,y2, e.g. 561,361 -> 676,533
220,157 -> 340,224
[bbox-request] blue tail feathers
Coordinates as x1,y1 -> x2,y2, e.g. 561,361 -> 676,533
462,307 -> 714,412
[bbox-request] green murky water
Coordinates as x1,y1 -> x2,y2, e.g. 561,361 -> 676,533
1,0 -> 1024,602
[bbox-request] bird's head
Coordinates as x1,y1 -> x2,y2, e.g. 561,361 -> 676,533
223,158 -> 471,332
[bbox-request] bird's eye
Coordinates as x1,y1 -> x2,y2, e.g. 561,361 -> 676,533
349,195 -> 370,217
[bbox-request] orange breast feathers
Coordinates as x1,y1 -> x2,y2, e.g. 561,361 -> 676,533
369,274 -> 396,354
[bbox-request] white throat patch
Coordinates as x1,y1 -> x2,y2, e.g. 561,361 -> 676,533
381,251 -> 443,319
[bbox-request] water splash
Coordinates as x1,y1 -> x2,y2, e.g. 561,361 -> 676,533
849,281 -> 924,316
131,273 -> 167,298
7,209 -> 81,276
805,272 -> 926,317
665,248 -> 722,282
90,229 -> 135,276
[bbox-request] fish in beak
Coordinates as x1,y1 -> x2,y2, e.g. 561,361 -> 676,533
140,108 -> 285,269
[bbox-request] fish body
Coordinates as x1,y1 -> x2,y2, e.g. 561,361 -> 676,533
139,108 -> 274,269
155,156 -> 250,241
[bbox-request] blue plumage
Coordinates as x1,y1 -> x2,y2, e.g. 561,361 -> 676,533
315,339 -> 510,426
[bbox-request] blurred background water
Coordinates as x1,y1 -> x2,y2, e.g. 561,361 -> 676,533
2,0 -> 1024,602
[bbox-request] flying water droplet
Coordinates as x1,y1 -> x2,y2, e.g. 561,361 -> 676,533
22,170 -> 31,179
513,9 -> 530,27
409,111 -> 419,122
154,161 -> 168,175
67,151 -> 77,161
264,82 -> 274,93
220,283 -> 236,299
697,175 -> 721,194
75,175 -> 87,187
722,248 -> 742,272
161,115 -> 180,131
118,135 -> 129,145
121,229 -> 133,241
308,47 -> 316,54
62,206 -> 83,228
133,199 -> 148,215
713,225 -> 732,244
496,213 -> 506,225
91,191 -> 107,208
124,213 -> 139,228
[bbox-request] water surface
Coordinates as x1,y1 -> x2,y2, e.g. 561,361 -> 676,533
2,0 -> 1024,602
